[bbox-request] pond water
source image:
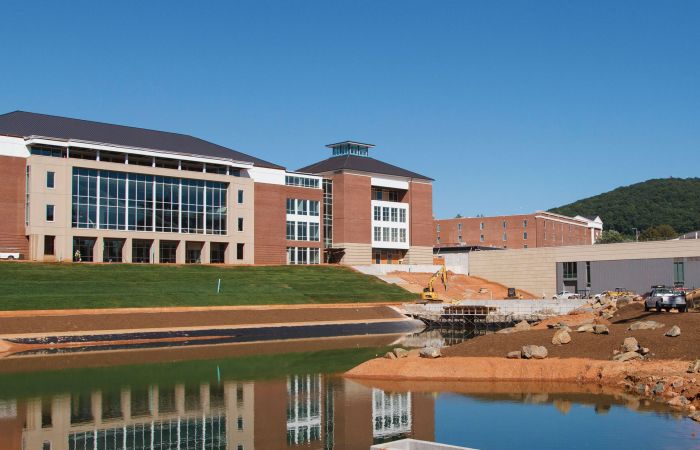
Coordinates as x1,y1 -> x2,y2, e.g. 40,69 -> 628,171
0,336 -> 697,449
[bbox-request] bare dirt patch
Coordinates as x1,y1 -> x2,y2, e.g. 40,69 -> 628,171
389,271 -> 536,300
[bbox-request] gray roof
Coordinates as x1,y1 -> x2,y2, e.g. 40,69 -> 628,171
297,155 -> 433,181
0,111 -> 283,169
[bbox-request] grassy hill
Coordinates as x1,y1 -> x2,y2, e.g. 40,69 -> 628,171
0,263 -> 416,310
549,177 -> 700,236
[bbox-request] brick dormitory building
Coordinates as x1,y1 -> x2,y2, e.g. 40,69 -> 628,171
0,111 -> 434,265
434,212 -> 603,250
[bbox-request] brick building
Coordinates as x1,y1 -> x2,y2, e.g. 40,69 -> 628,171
298,141 -> 434,265
435,211 -> 603,250
0,111 -> 434,265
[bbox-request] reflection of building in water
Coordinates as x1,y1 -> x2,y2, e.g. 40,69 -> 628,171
13,381 -> 254,450
372,389 -> 412,441
0,374 -> 434,450
286,374 -> 322,445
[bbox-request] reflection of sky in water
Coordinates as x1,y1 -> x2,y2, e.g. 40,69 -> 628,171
435,393 -> 700,450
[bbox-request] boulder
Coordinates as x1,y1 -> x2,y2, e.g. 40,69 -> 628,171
629,320 -> 665,331
407,349 -> 421,358
593,324 -> 610,335
522,345 -> 548,359
552,329 -> 572,345
497,327 -> 519,334
576,324 -> 595,333
393,348 -> 409,358
668,395 -> 689,408
514,320 -> 531,331
384,352 -> 397,360
507,351 -> 522,359
689,412 -> 700,423
665,325 -> 681,337
652,382 -> 665,396
613,351 -> 643,362
616,297 -> 633,308
622,337 -> 640,353
687,360 -> 700,373
419,347 -> 441,358
640,347 -> 650,355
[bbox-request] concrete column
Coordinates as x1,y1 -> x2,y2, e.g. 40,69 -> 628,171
201,241 -> 211,264
225,242 -> 233,264
121,388 -> 131,420
123,237 -> 133,263
152,239 -> 160,264
92,391 -> 102,426
176,240 -> 186,264
149,385 -> 159,417
175,384 -> 185,414
93,237 -> 104,263
200,383 -> 210,413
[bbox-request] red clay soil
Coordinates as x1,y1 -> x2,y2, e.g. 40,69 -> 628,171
388,271 -> 536,300
443,303 -> 700,361
0,305 -> 405,335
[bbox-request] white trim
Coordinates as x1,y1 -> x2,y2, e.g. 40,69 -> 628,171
371,176 -> 409,190
24,137 -> 255,169
0,135 -> 30,157
248,166 -> 285,185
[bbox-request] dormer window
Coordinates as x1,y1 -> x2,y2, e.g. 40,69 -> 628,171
326,141 -> 374,157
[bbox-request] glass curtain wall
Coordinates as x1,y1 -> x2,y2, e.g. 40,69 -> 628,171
72,168 -> 228,235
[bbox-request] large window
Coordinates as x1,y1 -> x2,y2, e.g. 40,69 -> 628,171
285,175 -> 319,189
99,171 -> 127,230
103,238 -> 124,263
309,223 -> 319,241
563,262 -> 577,279
287,221 -> 296,240
44,235 -> 55,256
72,168 -> 228,235
210,242 -> 227,264
73,237 -> 95,262
72,168 -> 98,228
160,241 -> 178,263
287,247 -> 320,265
132,239 -> 152,263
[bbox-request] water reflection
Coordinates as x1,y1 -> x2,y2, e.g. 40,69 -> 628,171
0,375 -> 434,450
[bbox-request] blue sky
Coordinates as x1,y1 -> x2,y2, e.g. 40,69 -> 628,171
1,1 -> 697,218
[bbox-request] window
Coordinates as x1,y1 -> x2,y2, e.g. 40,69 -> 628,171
457,223 -> 462,231
132,239 -> 152,263
502,232 -> 507,241
286,221 -> 295,240
297,199 -> 308,215
46,204 -> 55,222
480,222 -> 484,230
310,248 -> 320,264
524,244 -> 528,248
287,247 -> 296,264
31,146 -> 65,158
586,261 -> 591,288
390,208 -> 398,222
298,247 -> 308,264
382,227 -> 390,242
436,224 -> 440,232
458,234 -> 463,243
103,238 -> 124,263
237,416 -> 244,430
44,235 -> 55,256
563,262 -> 577,279
73,237 -> 95,262
374,226 -> 381,241
211,242 -> 227,263
286,198 -> 295,214
309,201 -> 319,216
391,228 -> 398,242
502,221 -> 507,229
523,232 -> 528,240
674,262 -> 685,285
480,234 -> 485,242
373,206 -> 381,221
523,219 -> 528,228
236,243 -> 244,260
297,222 -> 307,241
309,223 -> 319,241
399,229 -> 407,243
388,190 -> 399,202
382,207 -> 390,221
46,171 -> 55,188
285,175 -> 319,189
238,189 -> 244,204
237,217 -> 244,232
160,241 -> 178,263
99,171 -> 128,230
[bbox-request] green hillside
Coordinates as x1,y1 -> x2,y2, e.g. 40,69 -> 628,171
0,263 -> 416,310
549,177 -> 700,236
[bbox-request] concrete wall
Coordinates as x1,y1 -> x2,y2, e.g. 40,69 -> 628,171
469,240 -> 700,298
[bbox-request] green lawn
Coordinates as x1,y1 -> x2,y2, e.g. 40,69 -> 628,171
0,262 -> 416,310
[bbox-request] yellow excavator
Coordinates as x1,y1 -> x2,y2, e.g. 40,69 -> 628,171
420,265 -> 448,302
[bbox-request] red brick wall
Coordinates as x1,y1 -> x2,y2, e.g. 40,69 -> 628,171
254,182 -> 323,264
330,173 -> 371,244
435,213 -> 592,249
0,156 -> 28,256
408,181 -> 433,247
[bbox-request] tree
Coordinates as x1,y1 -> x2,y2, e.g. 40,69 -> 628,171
639,224 -> 678,241
596,230 -> 627,244
455,214 -> 463,218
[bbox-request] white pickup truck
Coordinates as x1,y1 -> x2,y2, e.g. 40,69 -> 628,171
0,253 -> 20,260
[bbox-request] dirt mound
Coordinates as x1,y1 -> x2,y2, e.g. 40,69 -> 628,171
388,271 -> 536,300
445,303 -> 700,361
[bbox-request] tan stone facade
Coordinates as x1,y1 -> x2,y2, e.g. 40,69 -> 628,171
25,154 -> 255,264
469,239 -> 700,298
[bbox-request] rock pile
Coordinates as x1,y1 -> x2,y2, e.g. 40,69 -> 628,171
621,374 -> 698,414
419,346 -> 441,358
579,294 -> 641,320
613,337 -> 649,361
